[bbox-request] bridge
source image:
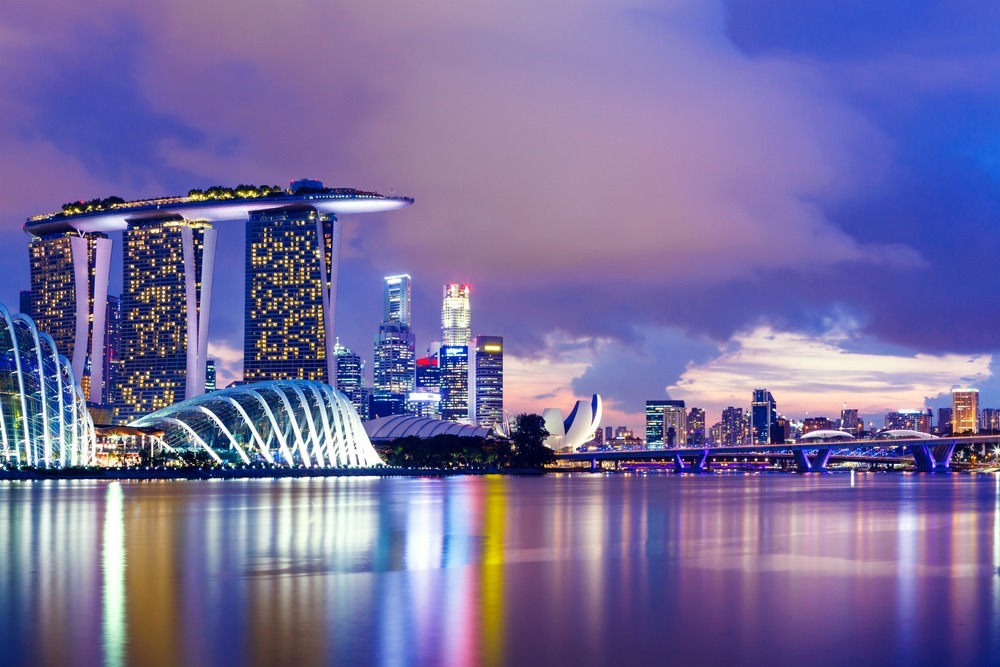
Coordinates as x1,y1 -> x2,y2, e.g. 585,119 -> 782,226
555,435 -> 1000,473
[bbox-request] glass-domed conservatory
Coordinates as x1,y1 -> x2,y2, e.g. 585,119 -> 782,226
0,304 -> 96,467
129,380 -> 383,467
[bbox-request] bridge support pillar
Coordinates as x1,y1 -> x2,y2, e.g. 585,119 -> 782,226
590,458 -> 598,473
911,442 -> 955,472
792,448 -> 831,473
672,449 -> 710,473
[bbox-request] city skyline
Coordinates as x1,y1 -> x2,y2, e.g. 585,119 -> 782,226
2,2 -> 1000,434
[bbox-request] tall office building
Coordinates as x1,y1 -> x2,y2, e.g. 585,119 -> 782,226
952,388 -> 980,435
333,339 -> 364,414
384,274 -> 411,326
442,283 -> 471,346
205,359 -> 217,393
28,231 -> 113,403
439,345 -> 469,422
372,276 -> 416,417
244,206 -> 335,383
687,407 -> 705,446
721,407 -> 745,445
981,408 -> 1000,433
408,354 -> 442,419
473,336 -> 503,429
937,407 -> 953,435
645,400 -> 686,448
840,407 -> 860,436
118,219 -> 216,421
372,322 -> 416,417
751,389 -> 777,445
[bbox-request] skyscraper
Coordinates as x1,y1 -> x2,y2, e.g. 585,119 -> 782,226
687,407 -> 705,446
333,339 -> 364,414
383,274 -> 411,326
751,389 -> 776,444
117,219 -> 216,421
840,407 -> 860,436
440,284 -> 471,421
372,276 -> 416,417
473,335 -> 503,430
205,359 -> 217,393
442,283 -> 471,346
937,407 -> 953,435
102,295 -> 122,406
28,231 -> 113,403
408,353 -> 442,419
439,345 -> 469,422
721,406 -> 745,445
952,388 -> 979,435
244,206 -> 335,383
645,400 -> 685,448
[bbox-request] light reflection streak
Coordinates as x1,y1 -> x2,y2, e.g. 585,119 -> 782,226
102,482 -> 126,667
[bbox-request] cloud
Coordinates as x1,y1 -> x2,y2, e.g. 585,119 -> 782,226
207,340 -> 244,390
669,320 -> 993,422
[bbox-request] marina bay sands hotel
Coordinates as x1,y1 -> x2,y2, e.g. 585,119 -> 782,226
22,180 -> 413,422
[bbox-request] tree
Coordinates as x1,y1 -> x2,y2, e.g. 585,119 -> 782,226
509,413 -> 554,469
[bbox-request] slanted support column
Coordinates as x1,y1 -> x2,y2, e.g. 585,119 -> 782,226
672,449 -> 710,473
911,442 -> 956,472
792,448 -> 831,473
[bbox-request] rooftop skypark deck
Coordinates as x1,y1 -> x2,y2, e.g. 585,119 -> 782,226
23,182 -> 414,236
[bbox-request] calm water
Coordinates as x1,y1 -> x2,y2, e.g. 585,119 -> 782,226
2,472 -> 1000,666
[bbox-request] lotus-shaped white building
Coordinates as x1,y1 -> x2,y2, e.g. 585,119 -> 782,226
129,380 -> 383,467
0,304 -> 95,467
542,394 -> 603,451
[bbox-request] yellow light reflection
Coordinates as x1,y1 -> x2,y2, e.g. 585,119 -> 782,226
102,482 -> 126,667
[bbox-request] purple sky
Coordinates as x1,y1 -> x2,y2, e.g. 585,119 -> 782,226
2,0 -> 999,431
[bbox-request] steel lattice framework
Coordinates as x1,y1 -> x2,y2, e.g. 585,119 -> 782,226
129,380 -> 383,467
0,303 -> 96,467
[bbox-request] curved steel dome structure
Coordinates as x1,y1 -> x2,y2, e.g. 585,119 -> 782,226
0,304 -> 95,467
129,380 -> 383,467
364,415 -> 492,441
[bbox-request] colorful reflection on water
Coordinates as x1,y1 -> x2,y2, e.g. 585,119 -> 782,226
2,473 -> 1000,666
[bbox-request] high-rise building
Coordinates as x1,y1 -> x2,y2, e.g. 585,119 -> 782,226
28,231 -> 113,403
117,219 -> 216,421
840,408 -> 860,437
333,339 -> 364,415
605,426 -> 614,442
439,345 -> 469,422
721,406 -> 745,445
952,388 -> 980,435
473,336 -> 503,430
383,274 -> 411,326
408,354 -> 442,419
244,206 -> 335,383
884,409 -> 932,433
981,408 -> 1000,433
645,400 -> 685,448
442,283 -> 471,346
937,407 -> 953,436
802,417 -> 833,434
687,407 -> 705,446
205,359 -> 217,393
751,389 -> 777,444
372,322 -> 416,417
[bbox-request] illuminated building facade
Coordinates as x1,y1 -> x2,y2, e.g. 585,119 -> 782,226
884,409 -> 932,433
103,295 -> 122,405
802,417 -> 834,434
333,340 -> 364,415
244,206 -> 334,383
751,389 -> 777,444
442,283 -> 471,346
0,303 -> 96,467
473,336 -> 503,429
982,408 -> 1000,432
205,359 -> 217,393
645,400 -> 685,448
28,231 -> 113,403
384,274 -> 411,326
408,354 -> 441,419
439,345 -> 469,422
937,407 -> 953,435
840,408 -> 860,436
117,219 -> 217,422
687,407 -> 705,445
952,388 -> 979,435
720,406 -> 746,445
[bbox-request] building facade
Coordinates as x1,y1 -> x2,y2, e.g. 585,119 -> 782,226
384,274 -> 411,326
952,388 -> 980,435
333,340 -> 365,415
28,231 -> 113,403
244,206 -> 335,383
117,219 -> 216,422
473,335 -> 503,430
751,389 -> 777,444
687,407 -> 705,446
721,406 -> 745,446
645,399 -> 686,448
439,345 -> 469,422
442,283 -> 471,346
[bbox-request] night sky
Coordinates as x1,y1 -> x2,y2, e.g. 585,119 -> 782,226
1,1 -> 999,431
